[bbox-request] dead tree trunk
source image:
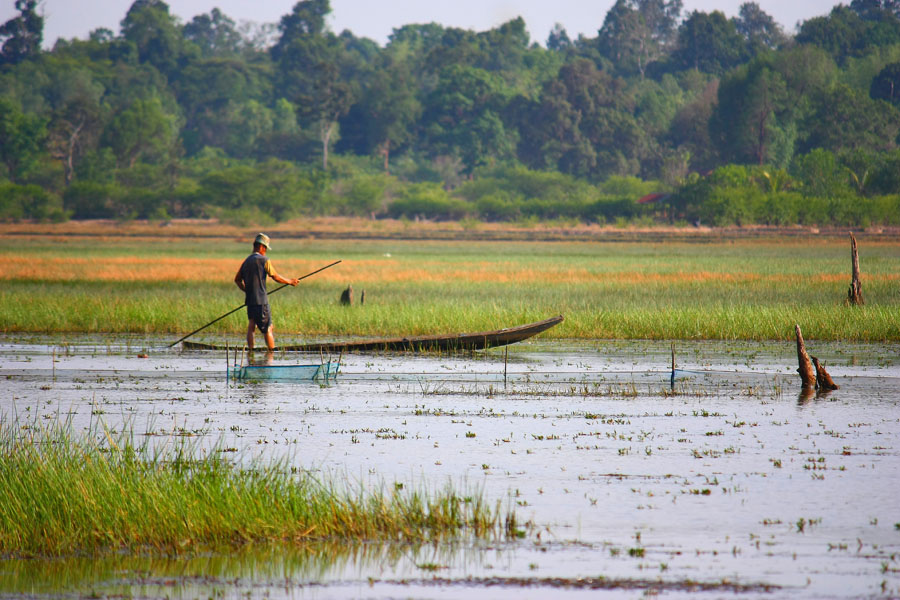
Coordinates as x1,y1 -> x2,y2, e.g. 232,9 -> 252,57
811,356 -> 839,391
847,233 -> 864,305
339,285 -> 353,306
795,324 -> 816,388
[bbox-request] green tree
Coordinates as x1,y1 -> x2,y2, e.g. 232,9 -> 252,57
791,148 -> 852,197
174,57 -> 271,155
871,62 -> 900,105
636,0 -> 683,45
102,97 -> 177,168
46,69 -> 106,185
475,18 -> 531,74
799,84 -> 900,154
840,148 -> 878,194
339,60 -> 421,172
273,1 -> 353,169
796,5 -> 900,63
596,1 -> 681,78
850,0 -> 900,20
867,149 -> 900,193
421,65 -> 516,175
671,10 -> 744,75
120,0 -> 191,75
271,0 -> 329,56
0,97 -> 46,182
770,45 -> 837,100
515,59 -> 644,179
547,23 -> 572,51
735,2 -> 786,55
711,60 -> 794,166
666,78 -> 719,172
0,0 -> 42,66
298,57 -> 353,170
598,0 -> 655,78
183,8 -> 244,57
223,100 -> 274,158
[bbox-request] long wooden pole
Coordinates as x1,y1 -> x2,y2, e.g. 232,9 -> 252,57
167,260 -> 341,348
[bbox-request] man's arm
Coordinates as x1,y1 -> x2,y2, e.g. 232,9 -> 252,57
234,269 -> 246,291
266,261 -> 300,286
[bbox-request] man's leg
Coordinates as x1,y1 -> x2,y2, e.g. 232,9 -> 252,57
246,319 -> 256,351
264,325 -> 275,351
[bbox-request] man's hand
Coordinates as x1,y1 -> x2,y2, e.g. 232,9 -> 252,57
289,278 -> 300,286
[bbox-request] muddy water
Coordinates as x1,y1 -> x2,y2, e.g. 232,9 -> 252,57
1,335 -> 899,599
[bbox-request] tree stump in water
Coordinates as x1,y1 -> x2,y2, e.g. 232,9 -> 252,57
340,285 -> 353,306
847,233 -> 864,305
795,324 -> 816,389
811,356 -> 839,390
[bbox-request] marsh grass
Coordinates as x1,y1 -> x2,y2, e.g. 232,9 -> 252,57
2,236 -> 899,340
0,415 -> 515,558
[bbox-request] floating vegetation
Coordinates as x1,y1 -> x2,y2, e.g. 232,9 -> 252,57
415,381 -> 720,399
0,414 -> 517,558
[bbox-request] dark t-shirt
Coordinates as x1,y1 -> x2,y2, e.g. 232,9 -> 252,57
239,252 -> 270,306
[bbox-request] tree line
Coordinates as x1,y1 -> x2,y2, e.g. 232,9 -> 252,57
1,0 -> 900,227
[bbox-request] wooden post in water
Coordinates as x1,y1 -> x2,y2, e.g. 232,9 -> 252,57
794,325 -> 816,389
811,356 -> 839,390
504,345 -> 508,386
847,233 -> 864,305
670,342 -> 676,391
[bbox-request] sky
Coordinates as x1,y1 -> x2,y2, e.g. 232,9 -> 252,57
4,0 -> 839,49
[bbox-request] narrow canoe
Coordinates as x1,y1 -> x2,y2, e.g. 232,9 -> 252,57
229,360 -> 339,382
184,315 -> 563,353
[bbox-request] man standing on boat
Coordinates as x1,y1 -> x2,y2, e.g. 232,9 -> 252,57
234,233 -> 300,352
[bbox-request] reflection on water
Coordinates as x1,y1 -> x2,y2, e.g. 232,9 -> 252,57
0,541 -> 495,596
1,335 -> 899,599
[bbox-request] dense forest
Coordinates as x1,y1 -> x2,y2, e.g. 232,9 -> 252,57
2,0 -> 900,227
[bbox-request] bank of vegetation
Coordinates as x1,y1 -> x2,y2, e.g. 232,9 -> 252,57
2,235 -> 898,341
2,1 -> 900,228
0,415 -> 515,557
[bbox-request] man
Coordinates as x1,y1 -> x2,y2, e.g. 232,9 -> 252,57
234,233 -> 299,351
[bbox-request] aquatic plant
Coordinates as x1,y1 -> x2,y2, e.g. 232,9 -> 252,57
0,414 -> 516,558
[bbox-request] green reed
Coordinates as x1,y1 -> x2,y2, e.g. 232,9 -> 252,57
0,415 -> 515,558
2,237 -> 898,340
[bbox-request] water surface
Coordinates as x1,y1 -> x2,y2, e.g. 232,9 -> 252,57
1,335 -> 899,599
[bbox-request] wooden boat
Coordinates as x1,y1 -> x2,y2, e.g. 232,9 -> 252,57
229,360 -> 340,382
185,315 -> 563,353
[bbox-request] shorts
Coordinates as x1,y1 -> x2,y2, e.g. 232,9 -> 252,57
246,304 -> 271,333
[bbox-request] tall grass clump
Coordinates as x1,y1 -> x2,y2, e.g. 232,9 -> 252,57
0,415 -> 516,558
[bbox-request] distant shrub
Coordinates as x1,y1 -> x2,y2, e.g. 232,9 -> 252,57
387,182 -> 471,220
0,183 -> 66,222
64,182 -> 123,219
196,160 -> 319,221
473,192 -> 523,221
333,174 -> 392,217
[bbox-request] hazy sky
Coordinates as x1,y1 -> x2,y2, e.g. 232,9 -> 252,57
5,1 -> 838,49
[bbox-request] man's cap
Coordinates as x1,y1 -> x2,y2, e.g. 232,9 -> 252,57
254,233 -> 270,249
